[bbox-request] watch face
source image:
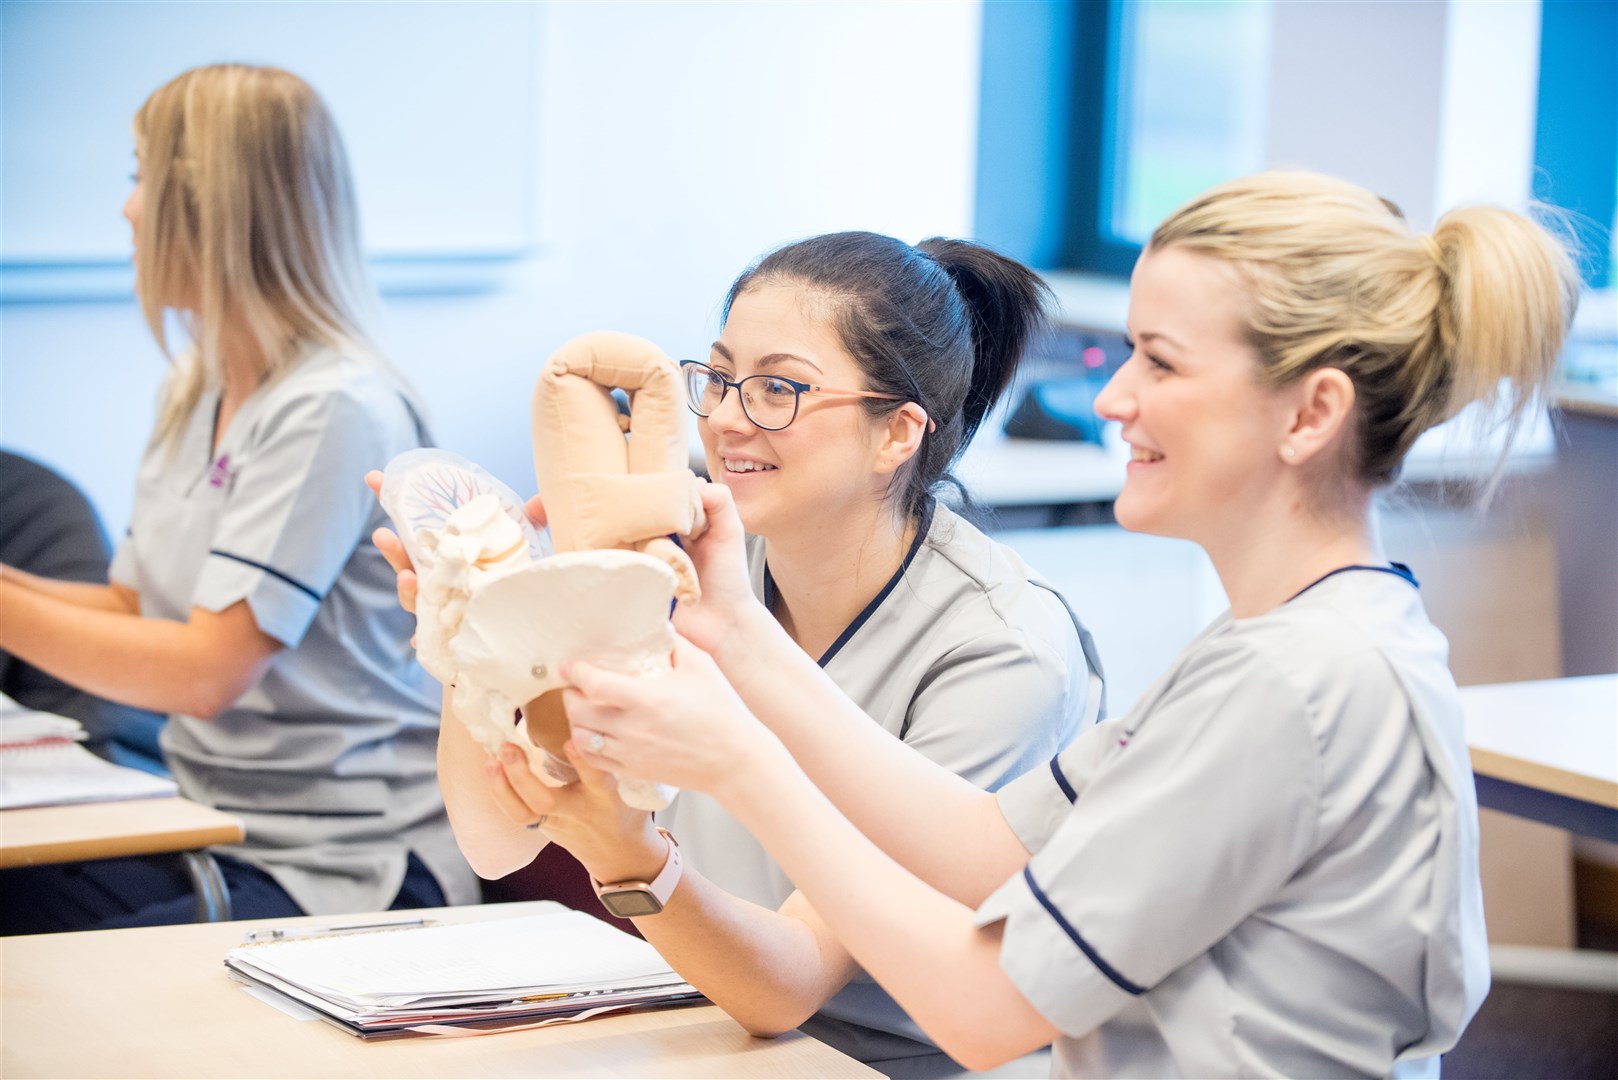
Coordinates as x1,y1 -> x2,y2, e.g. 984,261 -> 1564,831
602,888 -> 664,919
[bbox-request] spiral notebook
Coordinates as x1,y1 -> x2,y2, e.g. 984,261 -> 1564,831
0,703 -> 177,809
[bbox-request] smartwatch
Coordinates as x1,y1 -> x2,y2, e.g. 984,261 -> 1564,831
591,828 -> 682,918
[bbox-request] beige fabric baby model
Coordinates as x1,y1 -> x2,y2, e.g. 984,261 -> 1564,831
532,330 -> 707,600
379,331 -> 705,812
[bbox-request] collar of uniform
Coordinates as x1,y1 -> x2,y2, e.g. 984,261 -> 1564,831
763,497 -> 937,668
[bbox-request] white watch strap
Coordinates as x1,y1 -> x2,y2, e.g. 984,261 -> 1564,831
592,827 -> 682,907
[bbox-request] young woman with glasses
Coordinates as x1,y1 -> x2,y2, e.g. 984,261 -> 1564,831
558,174 -> 1578,1076
381,231 -> 1105,1072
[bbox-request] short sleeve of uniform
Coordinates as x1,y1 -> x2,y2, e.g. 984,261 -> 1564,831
994,715 -> 1131,852
974,636 -> 1321,1036
194,381 -> 406,647
901,617 -> 1089,793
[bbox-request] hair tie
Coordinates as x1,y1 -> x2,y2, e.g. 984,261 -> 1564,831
1418,234 -> 1443,265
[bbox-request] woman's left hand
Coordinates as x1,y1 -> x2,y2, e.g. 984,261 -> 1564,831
564,633 -> 774,796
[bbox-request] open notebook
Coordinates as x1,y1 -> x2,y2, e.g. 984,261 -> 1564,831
226,904 -> 702,1037
0,696 -> 176,809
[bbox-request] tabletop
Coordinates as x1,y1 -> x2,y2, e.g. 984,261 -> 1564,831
0,900 -> 880,1079
0,796 -> 245,869
1460,674 -> 1618,840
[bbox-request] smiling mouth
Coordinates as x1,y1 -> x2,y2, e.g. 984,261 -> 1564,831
1130,446 -> 1164,463
722,457 -> 778,474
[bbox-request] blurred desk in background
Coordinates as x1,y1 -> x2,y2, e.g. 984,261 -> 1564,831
0,795 -> 244,921
953,405 -> 1558,524
1461,675 -> 1618,843
0,796 -> 242,869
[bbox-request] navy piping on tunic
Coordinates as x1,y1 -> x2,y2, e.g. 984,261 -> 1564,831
1289,562 -> 1418,603
1024,867 -> 1147,996
1049,757 -> 1079,803
208,550 -> 322,602
212,802 -> 385,817
762,499 -> 936,668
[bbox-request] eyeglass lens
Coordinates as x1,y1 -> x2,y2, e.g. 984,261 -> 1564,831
684,364 -> 799,430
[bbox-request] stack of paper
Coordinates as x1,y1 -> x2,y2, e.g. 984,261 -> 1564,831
0,698 -> 177,809
226,905 -> 701,1038
0,699 -> 86,745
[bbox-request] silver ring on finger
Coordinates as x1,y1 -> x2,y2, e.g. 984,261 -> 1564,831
586,731 -> 606,754
525,815 -> 548,832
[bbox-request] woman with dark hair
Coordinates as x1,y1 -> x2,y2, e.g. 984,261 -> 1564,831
385,231 -> 1104,1072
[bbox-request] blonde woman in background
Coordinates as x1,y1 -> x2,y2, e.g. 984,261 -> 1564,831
558,172 -> 1579,1076
0,64 -> 475,932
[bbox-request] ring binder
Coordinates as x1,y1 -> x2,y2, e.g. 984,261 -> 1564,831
225,903 -> 702,1038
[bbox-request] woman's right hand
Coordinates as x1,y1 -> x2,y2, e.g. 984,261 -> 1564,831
564,632 -> 778,797
364,471 -> 421,614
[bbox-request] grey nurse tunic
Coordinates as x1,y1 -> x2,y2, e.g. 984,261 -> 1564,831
662,502 -> 1105,1066
975,569 -> 1489,1078
110,347 -> 477,915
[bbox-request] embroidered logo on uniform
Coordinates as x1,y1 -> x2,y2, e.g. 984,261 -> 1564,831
208,453 -> 236,490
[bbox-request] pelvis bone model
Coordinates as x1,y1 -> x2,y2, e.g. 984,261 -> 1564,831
380,331 -> 707,811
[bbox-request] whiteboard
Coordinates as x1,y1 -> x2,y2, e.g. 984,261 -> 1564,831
0,0 -> 539,277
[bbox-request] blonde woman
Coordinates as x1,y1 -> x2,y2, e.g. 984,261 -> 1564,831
0,64 -> 475,932
559,172 -> 1578,1076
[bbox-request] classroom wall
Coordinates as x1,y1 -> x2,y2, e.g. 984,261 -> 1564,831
1264,0 -> 1539,230
0,0 -> 1570,540
0,1 -> 982,535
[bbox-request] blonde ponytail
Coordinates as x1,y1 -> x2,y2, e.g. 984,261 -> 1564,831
1428,204 -> 1580,432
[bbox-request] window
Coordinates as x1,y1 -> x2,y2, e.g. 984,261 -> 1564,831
977,0 -> 1612,286
1106,0 -> 1272,246
975,0 -> 1273,276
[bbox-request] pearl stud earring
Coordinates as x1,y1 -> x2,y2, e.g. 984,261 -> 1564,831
1282,445 -> 1297,460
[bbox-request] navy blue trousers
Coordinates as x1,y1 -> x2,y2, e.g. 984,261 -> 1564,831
0,851 -> 445,935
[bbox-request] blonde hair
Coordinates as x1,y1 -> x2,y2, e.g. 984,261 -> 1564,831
133,64 -> 391,444
1148,171 -> 1580,486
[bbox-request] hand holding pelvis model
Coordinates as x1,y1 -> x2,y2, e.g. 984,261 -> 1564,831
380,331 -> 707,811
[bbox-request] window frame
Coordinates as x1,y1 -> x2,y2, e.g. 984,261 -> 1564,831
1058,0 -> 1140,276
1533,0 -> 1616,289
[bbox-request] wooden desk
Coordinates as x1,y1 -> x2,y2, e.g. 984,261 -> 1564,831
0,796 -> 244,869
0,901 -> 880,1079
1461,674 -> 1618,841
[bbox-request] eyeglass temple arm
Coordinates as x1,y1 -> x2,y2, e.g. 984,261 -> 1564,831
809,387 -> 937,432
807,387 -> 906,401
